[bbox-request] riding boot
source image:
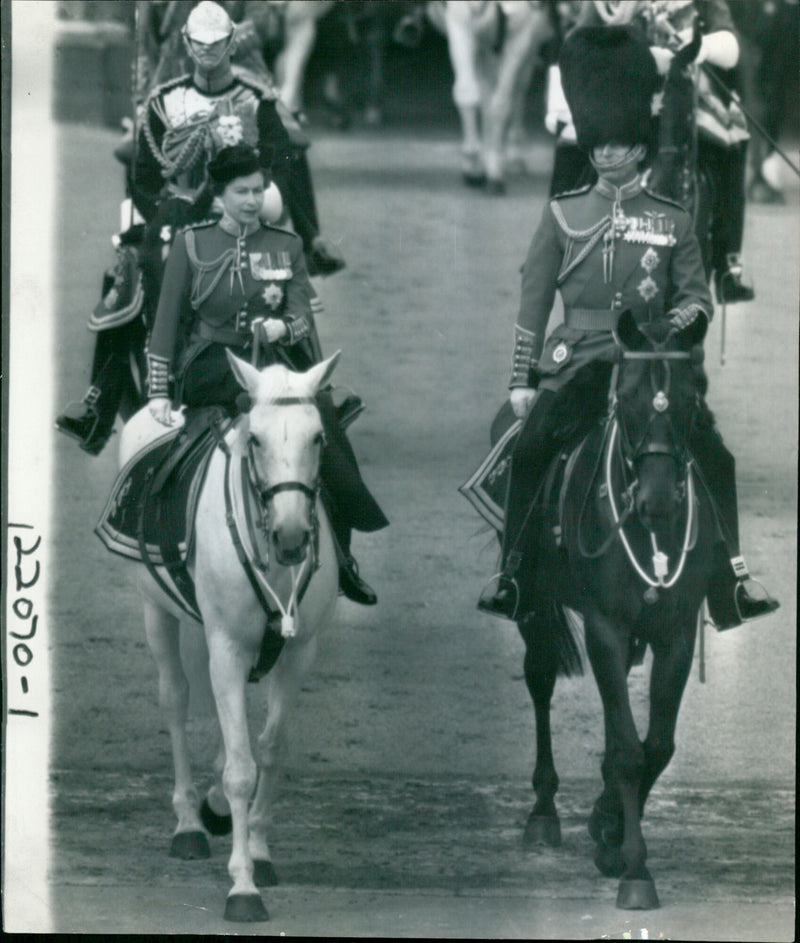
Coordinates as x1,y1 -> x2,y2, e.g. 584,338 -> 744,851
478,366 -> 611,621
55,325 -> 139,456
322,494 -> 378,606
478,390 -> 561,620
316,391 -> 387,605
689,416 -> 779,630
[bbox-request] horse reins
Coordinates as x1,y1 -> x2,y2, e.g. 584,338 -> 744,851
580,346 -> 699,592
223,395 -> 323,638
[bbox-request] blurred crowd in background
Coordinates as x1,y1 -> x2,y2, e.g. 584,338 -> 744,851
51,1 -> 800,205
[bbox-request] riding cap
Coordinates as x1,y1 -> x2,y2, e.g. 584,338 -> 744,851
184,1 -> 234,43
559,25 -> 659,155
208,144 -> 266,189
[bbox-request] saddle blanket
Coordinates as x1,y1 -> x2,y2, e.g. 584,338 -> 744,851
459,401 -> 521,533
95,419 -> 218,567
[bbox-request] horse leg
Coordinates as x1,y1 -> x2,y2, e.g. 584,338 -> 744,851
585,613 -> 659,909
639,618 -> 697,815
520,618 -> 562,847
444,4 -> 486,185
248,636 -> 319,887
142,598 -> 210,860
276,1 -> 331,115
206,626 -> 268,923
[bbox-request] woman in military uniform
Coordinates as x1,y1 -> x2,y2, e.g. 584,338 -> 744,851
147,144 -> 388,606
478,25 -> 777,630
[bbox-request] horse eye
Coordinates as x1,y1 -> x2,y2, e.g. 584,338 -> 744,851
313,432 -> 324,448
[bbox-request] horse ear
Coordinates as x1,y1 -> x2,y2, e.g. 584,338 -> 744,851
616,310 -> 646,350
226,349 -> 262,396
305,350 -> 342,394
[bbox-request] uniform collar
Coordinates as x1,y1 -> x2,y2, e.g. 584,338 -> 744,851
218,216 -> 260,238
594,175 -> 643,202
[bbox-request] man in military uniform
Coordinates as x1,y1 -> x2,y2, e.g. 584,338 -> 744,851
56,0 -> 344,455
478,24 -> 777,630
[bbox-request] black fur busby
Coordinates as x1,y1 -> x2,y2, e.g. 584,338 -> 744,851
559,25 -> 659,154
207,144 -> 265,191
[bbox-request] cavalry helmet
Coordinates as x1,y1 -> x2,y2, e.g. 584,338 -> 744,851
184,1 -> 234,44
559,24 -> 659,155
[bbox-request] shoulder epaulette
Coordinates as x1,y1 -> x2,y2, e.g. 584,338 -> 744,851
259,221 -> 300,239
643,185 -> 687,212
146,72 -> 191,102
549,182 -> 593,203
180,219 -> 217,234
233,68 -> 279,100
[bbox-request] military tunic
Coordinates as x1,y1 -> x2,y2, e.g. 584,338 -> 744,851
511,175 -> 713,392
148,219 -> 313,407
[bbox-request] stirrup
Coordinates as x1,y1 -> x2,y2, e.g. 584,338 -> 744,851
477,572 -> 520,622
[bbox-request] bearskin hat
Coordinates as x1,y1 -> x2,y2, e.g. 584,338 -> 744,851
559,25 -> 659,154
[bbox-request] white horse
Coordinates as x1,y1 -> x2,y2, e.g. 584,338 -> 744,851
121,352 -> 341,923
268,0 -> 336,116
428,0 -> 555,193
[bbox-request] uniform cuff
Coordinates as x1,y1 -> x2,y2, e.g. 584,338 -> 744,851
280,317 -> 310,345
146,353 -> 171,399
509,325 -> 537,388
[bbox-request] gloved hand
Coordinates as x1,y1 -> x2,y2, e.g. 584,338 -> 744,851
650,45 -> 675,75
510,387 -> 537,419
148,397 -> 174,426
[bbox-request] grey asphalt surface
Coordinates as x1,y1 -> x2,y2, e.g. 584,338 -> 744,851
33,123 -> 799,939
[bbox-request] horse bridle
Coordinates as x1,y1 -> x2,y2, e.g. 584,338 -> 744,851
598,345 -> 700,591
611,347 -> 696,471
246,395 -> 323,510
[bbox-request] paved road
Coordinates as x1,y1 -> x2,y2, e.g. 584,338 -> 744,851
10,123 -> 797,938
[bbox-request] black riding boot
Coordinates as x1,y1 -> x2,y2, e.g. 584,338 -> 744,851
55,322 -> 143,455
317,392 -> 388,605
689,416 -> 779,629
478,390 -> 561,620
478,366 -> 611,620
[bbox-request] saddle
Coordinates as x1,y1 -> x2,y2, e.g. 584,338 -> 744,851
95,407 -> 229,620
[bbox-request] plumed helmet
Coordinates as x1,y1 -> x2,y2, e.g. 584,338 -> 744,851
559,25 -> 659,154
185,1 -> 234,43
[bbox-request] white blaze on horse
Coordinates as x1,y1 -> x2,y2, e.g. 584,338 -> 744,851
429,0 -> 554,193
120,352 -> 341,923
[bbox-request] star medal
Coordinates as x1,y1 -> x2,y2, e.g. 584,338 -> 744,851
262,284 -> 283,309
640,247 -> 660,274
637,276 -> 658,302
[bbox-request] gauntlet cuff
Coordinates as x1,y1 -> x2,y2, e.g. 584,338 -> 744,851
146,353 -> 171,399
509,325 -> 537,389
280,316 -> 311,346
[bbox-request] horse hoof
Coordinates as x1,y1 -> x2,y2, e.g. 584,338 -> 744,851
462,171 -> 487,188
485,178 -> 506,196
523,814 -> 562,848
169,830 -> 210,860
594,842 -> 625,878
616,877 -> 660,910
224,892 -> 269,923
253,859 -> 279,887
200,797 -> 232,836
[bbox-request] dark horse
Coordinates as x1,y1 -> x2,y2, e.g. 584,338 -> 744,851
517,310 -> 716,910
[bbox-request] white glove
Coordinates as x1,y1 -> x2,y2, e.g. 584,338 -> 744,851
510,387 -> 537,419
148,397 -> 174,426
262,318 -> 288,343
650,45 -> 674,75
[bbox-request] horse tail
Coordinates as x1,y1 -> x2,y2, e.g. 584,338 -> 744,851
521,600 -> 585,679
